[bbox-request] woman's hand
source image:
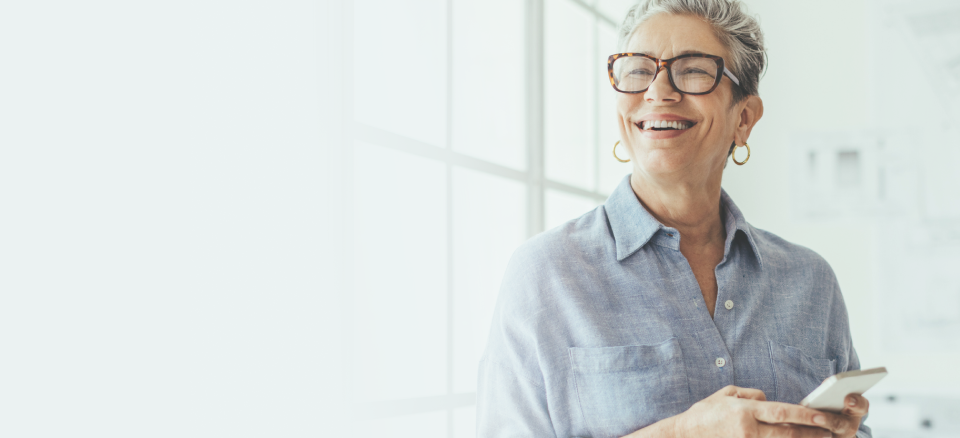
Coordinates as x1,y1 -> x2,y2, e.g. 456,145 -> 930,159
670,385 -> 866,438
830,393 -> 870,438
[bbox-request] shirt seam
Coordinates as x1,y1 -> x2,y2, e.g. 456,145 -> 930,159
567,348 -> 589,438
767,339 -> 779,402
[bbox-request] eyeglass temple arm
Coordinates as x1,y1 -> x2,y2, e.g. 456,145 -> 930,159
723,67 -> 741,86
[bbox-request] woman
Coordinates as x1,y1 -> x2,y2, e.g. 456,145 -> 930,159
476,0 -> 872,437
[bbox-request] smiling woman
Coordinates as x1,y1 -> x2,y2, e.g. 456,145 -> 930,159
616,12 -> 762,180
476,1 -> 874,437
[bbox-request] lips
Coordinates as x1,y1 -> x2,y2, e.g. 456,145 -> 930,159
635,113 -> 696,131
638,120 -> 694,131
634,113 -> 696,135
634,114 -> 696,139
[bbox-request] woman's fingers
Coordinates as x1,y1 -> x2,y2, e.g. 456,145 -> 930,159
812,410 -> 856,436
702,386 -> 867,437
751,401 -> 830,429
751,402 -> 858,437
734,386 -> 768,401
842,393 -> 870,417
757,423 -> 832,438
715,385 -> 767,401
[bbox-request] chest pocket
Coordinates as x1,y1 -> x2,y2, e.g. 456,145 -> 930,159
769,341 -> 837,404
569,337 -> 691,438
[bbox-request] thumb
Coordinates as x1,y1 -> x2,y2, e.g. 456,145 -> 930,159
716,385 -> 767,401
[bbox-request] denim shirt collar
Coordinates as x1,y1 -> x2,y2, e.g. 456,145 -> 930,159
604,173 -> 763,268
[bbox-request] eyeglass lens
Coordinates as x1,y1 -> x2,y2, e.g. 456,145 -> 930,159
613,57 -> 720,93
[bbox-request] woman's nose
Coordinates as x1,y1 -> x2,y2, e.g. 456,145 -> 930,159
645,66 -> 681,103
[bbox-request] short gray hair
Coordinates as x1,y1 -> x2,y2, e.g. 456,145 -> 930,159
617,0 -> 766,104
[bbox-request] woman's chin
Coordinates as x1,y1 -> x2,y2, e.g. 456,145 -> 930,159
634,155 -> 704,180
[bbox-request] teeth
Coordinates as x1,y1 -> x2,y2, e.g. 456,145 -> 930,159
641,120 -> 692,130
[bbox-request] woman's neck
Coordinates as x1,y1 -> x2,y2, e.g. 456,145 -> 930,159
629,171 -> 726,249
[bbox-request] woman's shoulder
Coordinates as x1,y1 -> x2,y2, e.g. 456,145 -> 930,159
498,206 -> 613,299
747,224 -> 837,279
512,205 -> 613,264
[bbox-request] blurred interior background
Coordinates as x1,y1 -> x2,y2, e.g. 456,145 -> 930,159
324,0 -> 960,436
1,0 -> 957,436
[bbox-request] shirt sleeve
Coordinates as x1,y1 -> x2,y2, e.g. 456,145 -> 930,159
476,246 -> 557,438
849,345 -> 873,438
824,265 -> 873,438
476,359 -> 555,437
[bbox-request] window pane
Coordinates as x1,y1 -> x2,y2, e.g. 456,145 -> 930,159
544,0 -> 596,191
354,0 -> 448,148
545,189 -> 603,231
453,406 -> 477,438
368,410 -> 447,438
352,141 -> 448,402
452,0 -> 526,170
598,22 -> 633,195
452,168 -> 526,393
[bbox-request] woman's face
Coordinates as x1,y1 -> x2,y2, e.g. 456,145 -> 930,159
616,13 -> 756,181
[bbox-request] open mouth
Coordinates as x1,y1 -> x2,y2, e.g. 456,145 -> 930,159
636,120 -> 695,131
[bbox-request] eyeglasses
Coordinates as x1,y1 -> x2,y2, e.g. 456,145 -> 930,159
607,53 -> 741,95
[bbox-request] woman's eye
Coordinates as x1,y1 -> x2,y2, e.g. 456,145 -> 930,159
628,69 -> 654,77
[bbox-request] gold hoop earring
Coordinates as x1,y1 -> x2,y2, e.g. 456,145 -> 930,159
732,142 -> 750,165
613,140 -> 630,163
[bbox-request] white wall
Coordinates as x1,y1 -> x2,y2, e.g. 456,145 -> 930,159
0,1 -> 338,436
724,0 -> 960,394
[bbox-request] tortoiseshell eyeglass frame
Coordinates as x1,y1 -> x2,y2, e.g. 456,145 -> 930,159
607,53 -> 741,95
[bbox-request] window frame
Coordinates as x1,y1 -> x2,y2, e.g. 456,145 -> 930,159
339,0 -> 621,434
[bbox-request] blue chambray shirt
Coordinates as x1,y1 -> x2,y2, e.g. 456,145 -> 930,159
477,173 -> 870,438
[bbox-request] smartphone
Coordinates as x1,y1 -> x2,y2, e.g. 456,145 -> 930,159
799,367 -> 888,413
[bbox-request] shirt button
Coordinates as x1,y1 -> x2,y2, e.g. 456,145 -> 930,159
715,357 -> 726,367
724,300 -> 734,310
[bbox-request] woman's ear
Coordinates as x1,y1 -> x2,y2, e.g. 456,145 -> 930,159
734,95 -> 763,145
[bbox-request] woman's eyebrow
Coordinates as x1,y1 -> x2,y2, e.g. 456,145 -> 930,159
631,50 -> 709,56
676,50 -> 708,55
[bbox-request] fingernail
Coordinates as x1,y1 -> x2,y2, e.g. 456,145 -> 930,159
848,397 -> 857,406
813,414 -> 826,425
